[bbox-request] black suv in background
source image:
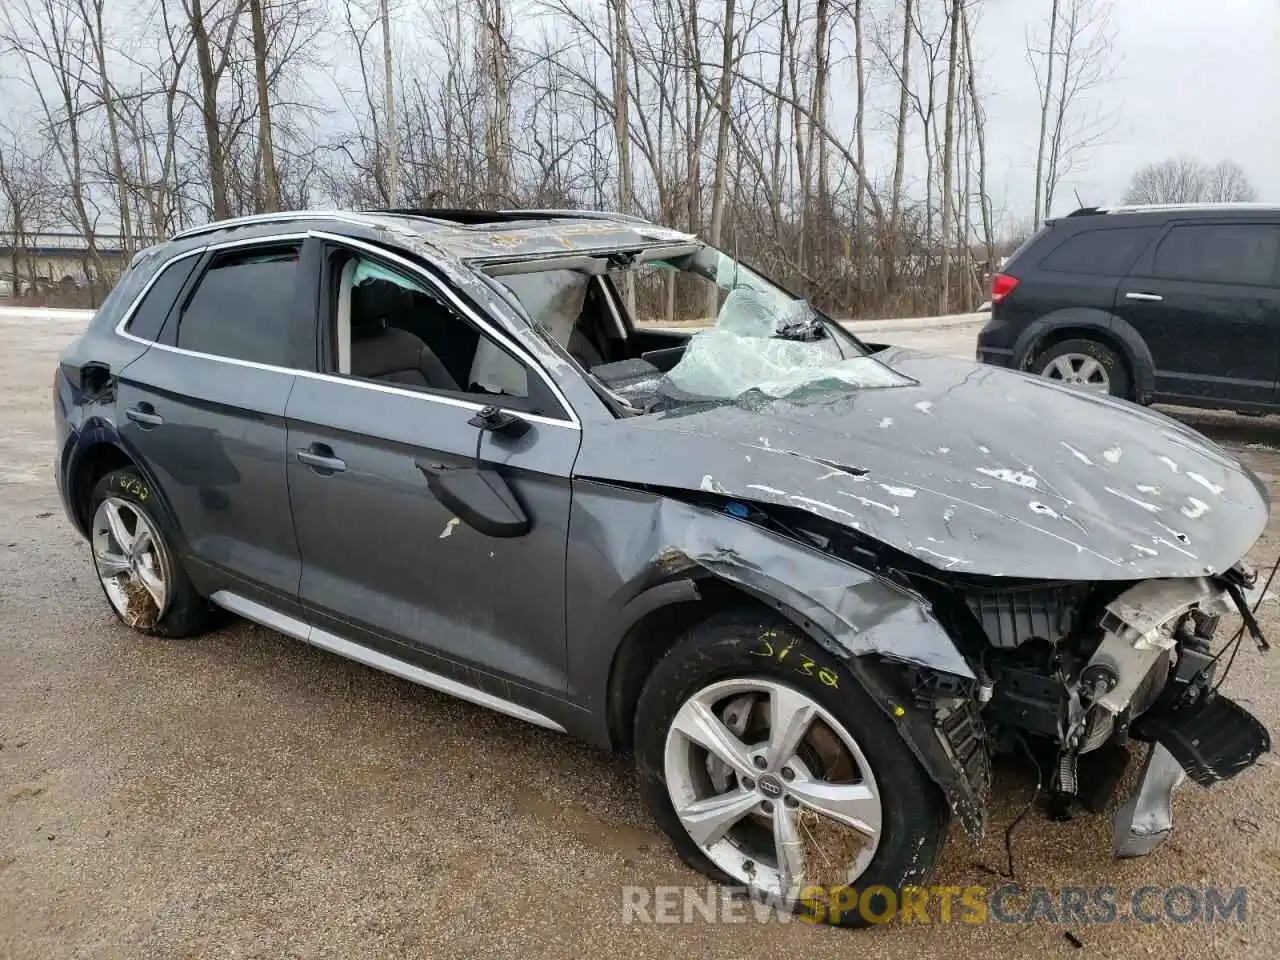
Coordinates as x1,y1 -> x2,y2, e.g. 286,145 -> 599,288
977,204 -> 1280,413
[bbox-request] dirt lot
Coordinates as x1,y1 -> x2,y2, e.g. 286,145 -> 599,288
3,312 -> 1279,958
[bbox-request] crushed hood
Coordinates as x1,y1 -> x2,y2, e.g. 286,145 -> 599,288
574,347 -> 1269,580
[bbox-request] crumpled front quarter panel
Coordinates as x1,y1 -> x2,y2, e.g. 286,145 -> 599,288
566,482 -> 975,708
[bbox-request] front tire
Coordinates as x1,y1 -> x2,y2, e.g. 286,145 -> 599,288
88,466 -> 219,638
634,611 -> 948,927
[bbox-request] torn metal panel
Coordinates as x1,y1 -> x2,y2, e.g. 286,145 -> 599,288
1113,743 -> 1185,857
412,217 -> 695,262
574,347 -> 1269,580
570,487 -> 975,678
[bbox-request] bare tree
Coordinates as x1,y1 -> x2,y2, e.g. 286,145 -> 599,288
0,135 -> 53,290
961,2 -> 994,276
1030,0 -> 1058,226
886,0 -> 914,294
249,0 -> 280,210
1204,159 -> 1258,203
380,0 -> 398,203
1124,156 -> 1258,205
1029,0 -> 1117,220
183,0 -> 245,219
705,0 -> 737,314
938,0 -> 961,313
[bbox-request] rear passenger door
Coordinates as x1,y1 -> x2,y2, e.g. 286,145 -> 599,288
117,237 -> 316,608
1116,221 -> 1280,407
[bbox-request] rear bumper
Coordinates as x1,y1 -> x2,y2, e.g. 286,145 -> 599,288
975,345 -> 1015,368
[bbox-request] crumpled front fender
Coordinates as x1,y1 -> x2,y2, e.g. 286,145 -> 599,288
568,485 -> 990,836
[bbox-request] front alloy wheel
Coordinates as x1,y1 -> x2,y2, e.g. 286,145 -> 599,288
635,612 -> 948,926
664,677 -> 883,898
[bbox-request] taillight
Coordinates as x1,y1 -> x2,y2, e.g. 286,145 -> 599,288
991,273 -> 1019,304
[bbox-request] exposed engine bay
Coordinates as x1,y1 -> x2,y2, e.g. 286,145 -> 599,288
948,568 -> 1271,856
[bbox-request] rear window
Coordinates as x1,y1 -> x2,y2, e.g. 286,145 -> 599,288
175,244 -> 301,365
1151,223 -> 1280,286
1039,227 -> 1156,275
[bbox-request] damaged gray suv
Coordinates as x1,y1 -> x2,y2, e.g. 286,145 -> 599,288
54,208 -> 1271,925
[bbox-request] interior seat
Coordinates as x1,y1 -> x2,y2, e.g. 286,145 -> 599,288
348,279 -> 459,391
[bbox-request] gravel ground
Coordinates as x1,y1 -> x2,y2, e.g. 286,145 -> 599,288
2,312 -> 1279,958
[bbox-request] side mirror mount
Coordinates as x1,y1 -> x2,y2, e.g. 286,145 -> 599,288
417,462 -> 531,538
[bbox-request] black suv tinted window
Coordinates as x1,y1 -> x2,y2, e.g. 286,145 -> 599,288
1151,223 -> 1280,286
176,245 -> 301,364
1039,227 -> 1155,275
125,255 -> 199,341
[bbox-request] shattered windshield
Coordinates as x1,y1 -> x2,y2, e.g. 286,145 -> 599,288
483,242 -> 911,415
648,248 -> 910,404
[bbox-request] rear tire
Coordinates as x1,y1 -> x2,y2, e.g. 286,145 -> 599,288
1034,337 -> 1131,399
634,610 -> 948,927
88,467 -> 220,638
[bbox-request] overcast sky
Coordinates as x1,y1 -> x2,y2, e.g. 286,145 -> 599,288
4,0 -> 1277,232
974,0 -> 1280,216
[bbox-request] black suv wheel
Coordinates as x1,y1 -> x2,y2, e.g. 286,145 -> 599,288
1033,338 -> 1131,399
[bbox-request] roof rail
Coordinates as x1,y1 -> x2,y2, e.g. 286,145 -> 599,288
364,207 -> 652,226
1096,202 -> 1280,215
170,210 -> 384,241
1066,206 -> 1103,217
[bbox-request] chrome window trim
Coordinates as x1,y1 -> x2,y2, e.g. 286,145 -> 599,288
210,591 -> 566,733
111,231 -> 581,432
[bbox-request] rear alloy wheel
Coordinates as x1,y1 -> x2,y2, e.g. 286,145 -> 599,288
93,496 -> 171,628
88,466 -> 220,638
635,613 -> 948,926
1034,337 -> 1130,399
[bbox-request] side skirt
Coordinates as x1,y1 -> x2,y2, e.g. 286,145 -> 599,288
210,590 -> 567,733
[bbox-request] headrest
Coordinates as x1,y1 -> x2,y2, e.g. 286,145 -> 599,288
351,279 -> 410,337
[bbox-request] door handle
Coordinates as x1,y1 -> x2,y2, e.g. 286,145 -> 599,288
296,445 -> 347,474
1125,292 -> 1164,302
125,404 -> 164,427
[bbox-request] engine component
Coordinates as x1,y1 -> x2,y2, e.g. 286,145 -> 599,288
1077,578 -> 1230,753
987,662 -> 1065,738
966,585 -> 1084,649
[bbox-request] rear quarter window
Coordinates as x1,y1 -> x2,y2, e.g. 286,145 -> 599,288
91,254 -> 161,327
123,255 -> 200,341
1038,226 -> 1157,275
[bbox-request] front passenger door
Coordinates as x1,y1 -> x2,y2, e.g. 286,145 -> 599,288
285,241 -> 581,703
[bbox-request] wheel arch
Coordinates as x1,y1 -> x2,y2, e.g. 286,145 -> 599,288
1013,308 -> 1156,402
65,436 -> 172,540
605,575 -> 769,753
602,571 -> 990,839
